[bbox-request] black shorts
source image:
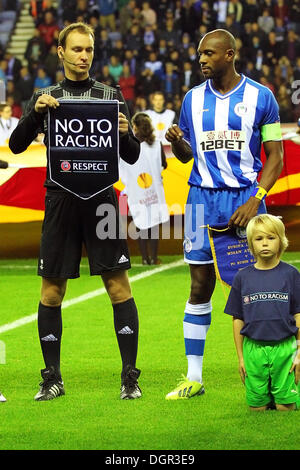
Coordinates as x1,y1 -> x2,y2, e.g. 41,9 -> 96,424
38,188 -> 131,278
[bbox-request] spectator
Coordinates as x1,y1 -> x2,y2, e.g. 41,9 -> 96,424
44,44 -> 60,82
6,95 -> 22,119
293,56 -> 300,81
259,76 -> 275,94
228,0 -> 243,27
97,63 -> 116,86
182,44 -> 199,74
141,1 -> 157,27
264,31 -> 282,66
111,38 -> 126,63
136,67 -> 161,98
158,18 -> 181,48
4,52 -> 22,83
180,60 -> 201,95
250,21 -> 267,43
288,0 -> 300,33
15,66 -> 35,111
61,0 -> 78,23
278,56 -> 294,83
179,32 -> 193,53
143,24 -> 157,48
244,60 -> 261,82
255,49 -> 264,72
0,102 -> 19,146
286,29 -> 300,63
29,0 -> 57,27
131,5 -> 144,27
160,62 -> 180,101
156,2 -> 173,26
134,95 -> 148,113
98,0 -> 117,31
168,48 -> 181,74
34,66 -> 52,90
274,17 -> 286,44
274,0 -> 289,24
119,0 -> 137,36
118,63 -> 136,115
194,24 -> 209,45
108,55 -> 123,83
75,0 -> 89,22
143,51 -> 163,78
173,1 -> 189,33
258,8 -> 275,35
224,15 -> 239,37
172,92 -> 182,117
241,0 -> 259,24
6,79 -> 21,106
214,0 -> 229,28
157,38 -> 169,62
25,28 -> 47,73
94,28 -> 112,68
145,90 -> 177,145
126,24 -> 143,55
87,15 -> 101,38
248,35 -> 263,63
38,11 -> 60,51
123,49 -> 138,76
200,1 -> 217,30
0,59 -> 7,85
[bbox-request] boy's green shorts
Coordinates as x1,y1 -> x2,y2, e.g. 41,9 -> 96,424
243,336 -> 299,408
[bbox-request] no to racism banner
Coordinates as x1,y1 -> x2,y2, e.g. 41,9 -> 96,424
48,99 -> 119,199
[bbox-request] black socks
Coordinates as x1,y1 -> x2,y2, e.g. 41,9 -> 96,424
38,302 -> 62,379
37,298 -> 139,379
113,298 -> 139,374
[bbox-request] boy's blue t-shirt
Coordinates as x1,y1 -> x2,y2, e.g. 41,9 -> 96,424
225,261 -> 300,341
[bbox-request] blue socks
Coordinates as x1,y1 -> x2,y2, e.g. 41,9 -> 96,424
183,301 -> 212,384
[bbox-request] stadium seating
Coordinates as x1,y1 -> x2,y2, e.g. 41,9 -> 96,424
0,9 -> 17,48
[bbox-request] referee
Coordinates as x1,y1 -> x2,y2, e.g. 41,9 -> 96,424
9,22 -> 142,401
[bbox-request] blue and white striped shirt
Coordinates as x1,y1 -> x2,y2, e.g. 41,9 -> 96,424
179,75 -> 281,189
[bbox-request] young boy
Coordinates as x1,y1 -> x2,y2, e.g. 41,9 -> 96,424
225,214 -> 300,411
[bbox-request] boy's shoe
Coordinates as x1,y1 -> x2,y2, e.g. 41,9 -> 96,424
0,391 -> 6,402
165,376 -> 205,400
34,366 -> 65,401
120,365 -> 142,400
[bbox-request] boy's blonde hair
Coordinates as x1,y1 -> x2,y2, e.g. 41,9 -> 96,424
246,214 -> 288,258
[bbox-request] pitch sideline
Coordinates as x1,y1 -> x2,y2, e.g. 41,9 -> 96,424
0,259 -> 185,335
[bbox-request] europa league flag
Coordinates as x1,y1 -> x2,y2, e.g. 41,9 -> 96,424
206,224 -> 255,290
48,99 -> 119,199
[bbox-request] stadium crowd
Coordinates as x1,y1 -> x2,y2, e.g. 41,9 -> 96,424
0,0 -> 300,122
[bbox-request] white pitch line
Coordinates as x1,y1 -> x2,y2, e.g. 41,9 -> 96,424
0,259 -> 185,335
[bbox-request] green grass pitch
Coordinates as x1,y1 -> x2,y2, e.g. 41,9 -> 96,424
0,253 -> 299,451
